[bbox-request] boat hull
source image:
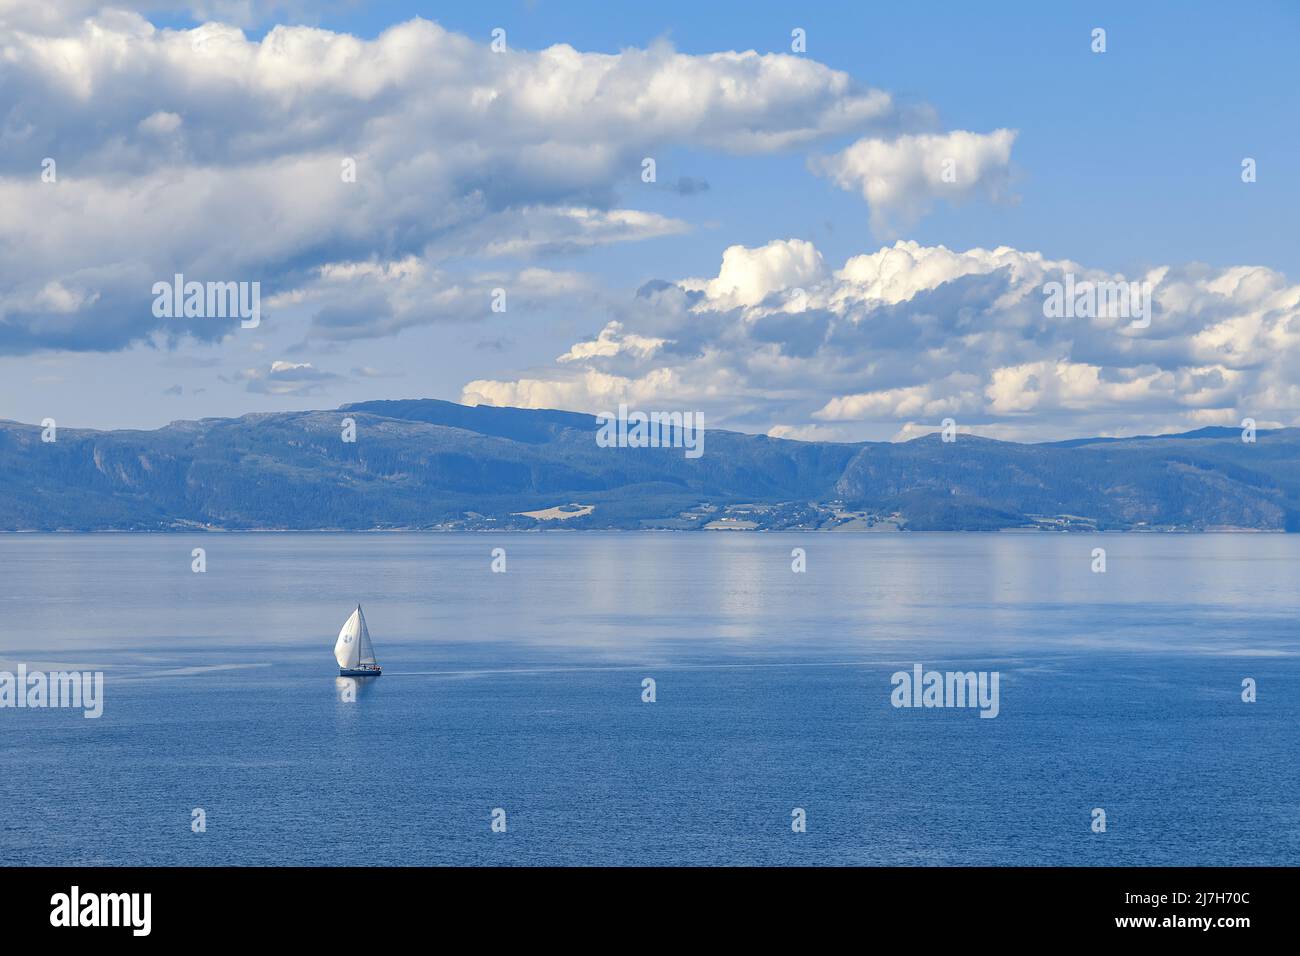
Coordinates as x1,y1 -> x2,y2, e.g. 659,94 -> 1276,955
339,667 -> 382,677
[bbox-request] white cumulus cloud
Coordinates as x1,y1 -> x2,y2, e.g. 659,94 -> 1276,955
811,129 -> 1018,236
0,12 -> 921,353
463,238 -> 1300,442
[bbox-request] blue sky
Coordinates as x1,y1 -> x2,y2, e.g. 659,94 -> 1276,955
220,0 -> 1300,278
2,1 -> 1297,440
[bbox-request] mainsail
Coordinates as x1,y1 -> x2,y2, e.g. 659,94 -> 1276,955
356,606 -> 377,665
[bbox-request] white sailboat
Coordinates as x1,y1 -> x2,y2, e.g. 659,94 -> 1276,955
334,604 -> 382,677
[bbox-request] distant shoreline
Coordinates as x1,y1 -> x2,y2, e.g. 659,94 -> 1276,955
0,528 -> 1287,535
5,400 -> 1297,534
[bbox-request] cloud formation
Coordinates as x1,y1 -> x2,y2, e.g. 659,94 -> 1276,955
811,129 -> 1018,235
463,239 -> 1300,442
0,8 -> 923,353
231,359 -> 341,394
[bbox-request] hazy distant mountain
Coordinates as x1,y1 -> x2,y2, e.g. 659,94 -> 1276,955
2,399 -> 1297,531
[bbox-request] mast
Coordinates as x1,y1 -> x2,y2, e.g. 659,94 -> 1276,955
357,603 -> 376,666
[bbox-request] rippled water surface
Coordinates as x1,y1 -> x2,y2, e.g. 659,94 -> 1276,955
1,532 -> 1296,865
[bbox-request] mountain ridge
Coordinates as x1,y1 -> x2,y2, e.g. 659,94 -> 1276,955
2,399 -> 1297,532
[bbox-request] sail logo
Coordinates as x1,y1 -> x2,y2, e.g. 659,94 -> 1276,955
890,664 -> 1000,718
151,273 -> 261,328
0,665 -> 103,718
50,886 -> 151,936
595,404 -> 705,459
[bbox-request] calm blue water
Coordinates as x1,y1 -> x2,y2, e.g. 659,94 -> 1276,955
0,532 -> 1296,866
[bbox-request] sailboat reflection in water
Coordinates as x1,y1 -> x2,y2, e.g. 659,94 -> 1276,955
334,604 -> 382,677
335,676 -> 375,702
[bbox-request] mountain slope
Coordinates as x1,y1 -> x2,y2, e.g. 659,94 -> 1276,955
1,401 -> 1297,531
